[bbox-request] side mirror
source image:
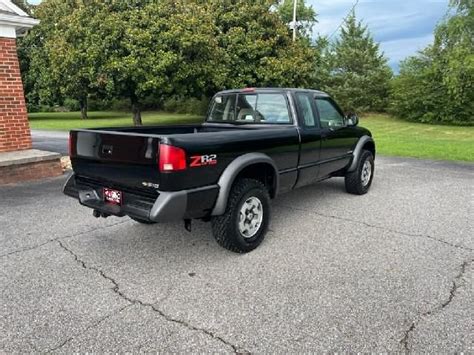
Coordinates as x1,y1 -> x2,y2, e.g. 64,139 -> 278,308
346,113 -> 359,127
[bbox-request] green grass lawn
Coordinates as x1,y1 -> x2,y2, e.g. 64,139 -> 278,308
28,111 -> 203,130
29,111 -> 473,162
361,114 -> 474,162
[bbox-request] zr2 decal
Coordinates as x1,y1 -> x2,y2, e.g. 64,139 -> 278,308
190,154 -> 217,167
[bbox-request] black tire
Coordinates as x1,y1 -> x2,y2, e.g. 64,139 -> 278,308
130,216 -> 156,224
345,150 -> 374,195
211,178 -> 270,253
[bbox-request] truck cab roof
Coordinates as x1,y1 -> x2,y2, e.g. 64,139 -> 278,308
215,88 -> 330,97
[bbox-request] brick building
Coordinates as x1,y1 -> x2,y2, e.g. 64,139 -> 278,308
0,0 -> 62,184
0,0 -> 37,153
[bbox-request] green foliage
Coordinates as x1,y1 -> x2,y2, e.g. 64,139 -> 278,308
322,12 -> 392,112
20,0 -> 317,125
63,98 -> 80,112
311,36 -> 332,91
18,1 -> 82,110
163,97 -> 209,115
206,0 -> 317,89
389,0 -> 474,125
88,1 -> 224,124
276,0 -> 317,37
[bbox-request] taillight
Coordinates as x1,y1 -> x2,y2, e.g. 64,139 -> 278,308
159,144 -> 187,172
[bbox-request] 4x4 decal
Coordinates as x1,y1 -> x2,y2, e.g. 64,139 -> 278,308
190,154 -> 217,167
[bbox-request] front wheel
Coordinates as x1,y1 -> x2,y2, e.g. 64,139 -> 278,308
211,178 -> 270,253
345,150 -> 374,195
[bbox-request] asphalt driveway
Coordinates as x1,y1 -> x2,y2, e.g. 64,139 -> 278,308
1,157 -> 472,353
31,130 -> 69,156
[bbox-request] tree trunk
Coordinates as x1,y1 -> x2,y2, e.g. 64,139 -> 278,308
79,97 -> 88,120
131,96 -> 142,126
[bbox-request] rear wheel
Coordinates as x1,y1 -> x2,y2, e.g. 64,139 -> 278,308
211,178 -> 270,253
345,150 -> 374,195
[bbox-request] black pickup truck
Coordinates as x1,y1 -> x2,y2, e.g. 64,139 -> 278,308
64,88 -> 375,253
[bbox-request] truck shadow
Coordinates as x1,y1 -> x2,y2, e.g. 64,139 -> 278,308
61,177 -> 367,294
90,178 -> 350,259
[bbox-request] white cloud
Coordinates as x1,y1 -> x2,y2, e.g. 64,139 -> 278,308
381,33 -> 434,68
306,0 -> 448,70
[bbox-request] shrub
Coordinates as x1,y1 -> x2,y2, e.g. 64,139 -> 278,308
389,51 -> 474,126
88,98 -> 110,111
26,103 -> 40,113
389,1 -> 474,126
63,98 -> 80,111
163,96 -> 209,115
109,98 -> 131,111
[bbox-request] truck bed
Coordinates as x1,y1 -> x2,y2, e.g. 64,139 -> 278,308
69,123 -> 300,192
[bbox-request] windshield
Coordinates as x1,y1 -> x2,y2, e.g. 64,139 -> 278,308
207,93 -> 292,124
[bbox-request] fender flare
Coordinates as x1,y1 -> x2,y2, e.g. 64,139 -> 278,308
347,135 -> 375,172
211,153 -> 279,216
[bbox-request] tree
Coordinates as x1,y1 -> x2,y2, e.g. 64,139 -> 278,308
431,0 -> 473,123
389,51 -> 442,123
85,1 -> 224,125
45,2 -> 107,119
207,0 -> 317,90
311,35 -> 332,91
19,0 -> 318,125
17,0 -> 79,110
276,0 -> 317,38
390,0 -> 473,124
324,11 -> 392,112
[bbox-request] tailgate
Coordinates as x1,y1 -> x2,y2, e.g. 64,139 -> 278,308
70,130 -> 160,190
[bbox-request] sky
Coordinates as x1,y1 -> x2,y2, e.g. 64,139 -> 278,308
308,0 -> 449,72
27,0 -> 449,72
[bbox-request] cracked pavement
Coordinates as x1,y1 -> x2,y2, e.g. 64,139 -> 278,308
1,156 -> 473,352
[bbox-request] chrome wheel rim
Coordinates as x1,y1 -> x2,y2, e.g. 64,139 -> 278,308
238,196 -> 263,238
361,160 -> 372,186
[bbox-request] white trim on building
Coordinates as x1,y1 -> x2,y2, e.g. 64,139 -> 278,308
0,0 -> 39,38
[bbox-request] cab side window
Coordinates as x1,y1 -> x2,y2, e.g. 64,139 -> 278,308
256,94 -> 291,123
315,98 -> 344,128
295,93 -> 316,127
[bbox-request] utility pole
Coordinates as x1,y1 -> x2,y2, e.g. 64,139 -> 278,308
292,0 -> 297,42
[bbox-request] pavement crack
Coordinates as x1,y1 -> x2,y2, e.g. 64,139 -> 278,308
47,304 -> 132,353
399,258 -> 472,352
57,241 -> 248,354
277,205 -> 473,252
399,322 -> 416,352
144,304 -> 248,354
0,220 -> 130,258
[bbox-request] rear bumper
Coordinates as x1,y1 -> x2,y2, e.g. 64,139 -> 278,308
63,174 -> 219,222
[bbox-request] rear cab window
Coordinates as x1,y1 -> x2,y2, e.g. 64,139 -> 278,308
208,92 -> 292,124
207,94 -> 236,121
